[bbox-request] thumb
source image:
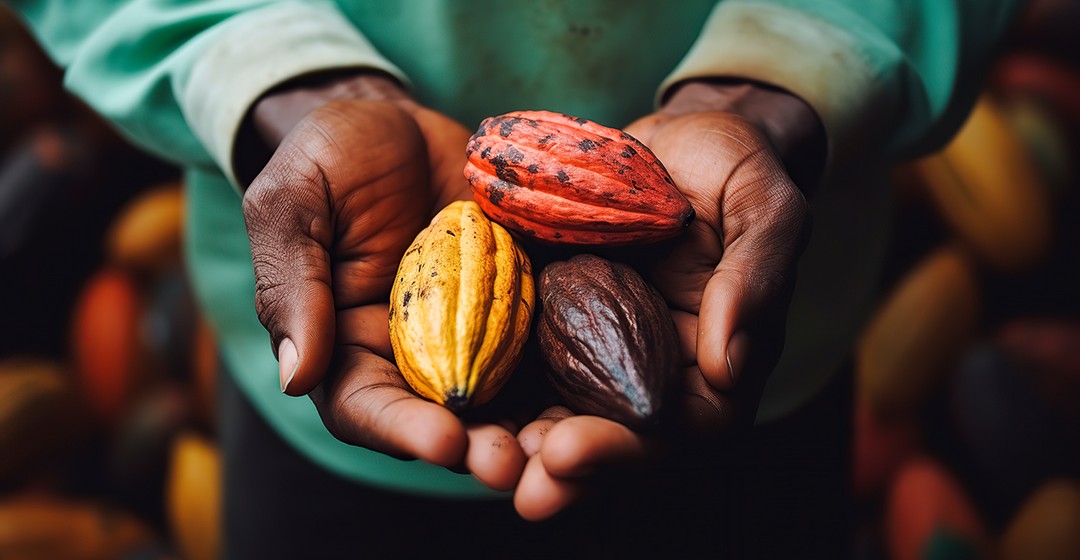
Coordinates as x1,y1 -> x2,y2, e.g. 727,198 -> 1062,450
242,153 -> 336,396
696,154 -> 810,394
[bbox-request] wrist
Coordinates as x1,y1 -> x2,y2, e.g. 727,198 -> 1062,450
661,79 -> 826,192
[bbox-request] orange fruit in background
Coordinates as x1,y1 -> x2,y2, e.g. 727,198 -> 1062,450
70,268 -> 143,426
887,457 -> 988,560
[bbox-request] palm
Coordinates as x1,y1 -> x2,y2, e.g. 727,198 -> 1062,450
244,99 -> 524,489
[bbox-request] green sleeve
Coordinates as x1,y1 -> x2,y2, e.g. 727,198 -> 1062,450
662,0 -> 1025,164
8,0 -> 406,185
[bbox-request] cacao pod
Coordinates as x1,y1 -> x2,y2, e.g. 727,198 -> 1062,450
886,457 -> 988,560
856,246 -> 979,415
536,254 -> 677,427
1000,479 -> 1080,560
389,200 -> 534,411
166,432 -> 222,560
464,110 -> 694,245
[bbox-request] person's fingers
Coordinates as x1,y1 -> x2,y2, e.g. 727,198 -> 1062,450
517,406 -> 573,458
693,162 -> 808,392
464,423 -> 527,491
243,153 -> 336,395
514,453 -> 584,521
643,113 -> 810,394
309,345 -> 467,467
539,416 -> 650,478
242,101 -> 430,395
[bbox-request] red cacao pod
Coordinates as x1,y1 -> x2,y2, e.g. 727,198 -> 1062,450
536,254 -> 678,428
464,110 -> 694,245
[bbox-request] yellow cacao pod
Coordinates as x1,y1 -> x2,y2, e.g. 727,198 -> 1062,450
389,200 -> 534,411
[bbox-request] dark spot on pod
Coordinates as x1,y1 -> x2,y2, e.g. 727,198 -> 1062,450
664,175 -> 674,185
402,310 -> 409,322
620,131 -> 635,141
527,119 -> 540,127
620,146 -> 637,158
578,138 -> 596,152
556,170 -> 570,183
487,179 -> 512,206
574,117 -> 589,125
505,146 -> 525,163
523,228 -> 536,237
388,307 -> 394,320
538,134 -> 554,146
402,291 -> 412,308
553,232 -> 563,239
431,271 -> 438,277
446,230 -> 455,236
480,146 -> 491,160
526,163 -> 539,174
499,117 -> 522,138
629,189 -> 637,194
419,287 -> 430,299
492,154 -> 519,183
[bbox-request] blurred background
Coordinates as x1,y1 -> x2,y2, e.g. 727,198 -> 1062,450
2,2 -> 1080,559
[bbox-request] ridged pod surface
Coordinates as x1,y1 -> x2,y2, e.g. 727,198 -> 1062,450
536,254 -> 677,428
464,110 -> 694,245
389,201 -> 534,411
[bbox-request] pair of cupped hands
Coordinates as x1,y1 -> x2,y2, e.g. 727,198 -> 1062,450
238,72 -> 822,520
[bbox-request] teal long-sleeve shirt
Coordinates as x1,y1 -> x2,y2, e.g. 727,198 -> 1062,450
11,0 -> 1022,497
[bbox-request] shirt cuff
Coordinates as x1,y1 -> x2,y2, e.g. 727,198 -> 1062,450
658,1 -> 885,167
181,2 -> 408,189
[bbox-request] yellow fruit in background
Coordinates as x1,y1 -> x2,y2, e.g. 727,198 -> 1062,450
166,432 -> 221,560
857,246 -> 980,415
389,201 -> 534,411
1000,479 -> 1080,560
904,95 -> 1053,272
106,182 -> 184,273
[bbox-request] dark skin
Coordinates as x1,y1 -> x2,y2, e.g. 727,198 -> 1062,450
239,72 -> 823,517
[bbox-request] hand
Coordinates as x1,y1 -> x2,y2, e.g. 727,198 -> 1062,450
240,73 -> 524,490
513,81 -> 823,519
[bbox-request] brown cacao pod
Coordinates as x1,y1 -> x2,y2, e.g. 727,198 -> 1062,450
536,254 -> 677,427
464,110 -> 694,245
389,201 -> 534,411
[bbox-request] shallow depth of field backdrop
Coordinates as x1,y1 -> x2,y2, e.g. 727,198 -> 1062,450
2,3 -> 1080,559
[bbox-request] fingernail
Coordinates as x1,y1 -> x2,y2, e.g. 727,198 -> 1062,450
279,337 -> 298,393
726,331 -> 749,386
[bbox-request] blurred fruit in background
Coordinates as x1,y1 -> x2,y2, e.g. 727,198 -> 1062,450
857,246 -> 980,416
886,458 -> 988,560
70,269 -> 145,427
166,433 -> 221,560
898,97 -> 1054,273
107,182 -> 185,276
0,358 -> 85,489
0,497 -> 157,560
999,479 -> 1080,560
